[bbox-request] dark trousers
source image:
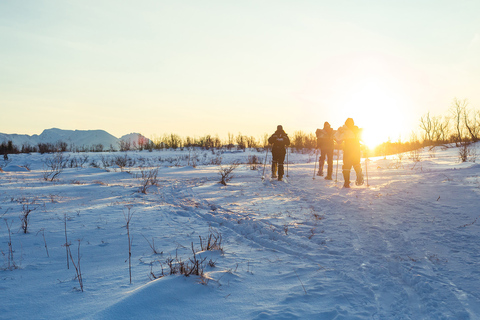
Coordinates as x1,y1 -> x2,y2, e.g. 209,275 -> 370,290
319,148 -> 333,177
342,153 -> 362,184
272,147 -> 286,177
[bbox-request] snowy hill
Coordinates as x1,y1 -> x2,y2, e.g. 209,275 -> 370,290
0,128 -> 119,150
0,132 -> 40,147
0,144 -> 479,319
119,132 -> 151,149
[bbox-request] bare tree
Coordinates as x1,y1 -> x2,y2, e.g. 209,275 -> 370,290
420,112 -> 434,143
450,98 -> 467,143
463,103 -> 479,142
437,116 -> 451,143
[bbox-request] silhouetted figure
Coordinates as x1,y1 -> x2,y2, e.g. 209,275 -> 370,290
3,153 -> 8,161
315,122 -> 335,180
335,118 -> 363,188
268,125 -> 290,181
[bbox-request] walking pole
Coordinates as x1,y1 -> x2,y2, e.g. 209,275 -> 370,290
365,150 -> 369,187
286,147 -> 289,178
313,148 -> 317,180
335,147 -> 339,183
261,146 -> 269,181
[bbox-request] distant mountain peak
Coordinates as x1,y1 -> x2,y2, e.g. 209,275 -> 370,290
1,128 -> 121,150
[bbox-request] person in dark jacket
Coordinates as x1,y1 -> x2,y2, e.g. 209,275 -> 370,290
268,125 -> 290,181
335,118 -> 363,188
315,122 -> 335,180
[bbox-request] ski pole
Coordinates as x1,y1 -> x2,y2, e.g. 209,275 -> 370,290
313,148 -> 317,179
286,147 -> 289,178
365,151 -> 369,187
335,147 -> 339,182
262,146 -> 269,181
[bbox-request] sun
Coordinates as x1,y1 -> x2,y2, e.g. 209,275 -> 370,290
299,53 -> 414,147
338,78 -> 406,150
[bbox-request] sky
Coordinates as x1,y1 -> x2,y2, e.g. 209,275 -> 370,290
1,0 -> 479,147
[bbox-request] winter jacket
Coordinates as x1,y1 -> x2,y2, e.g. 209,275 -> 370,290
316,127 -> 335,150
268,130 -> 290,150
335,125 -> 362,162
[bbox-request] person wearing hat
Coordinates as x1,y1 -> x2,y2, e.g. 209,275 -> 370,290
268,125 -> 290,181
335,118 -> 364,188
315,122 -> 335,180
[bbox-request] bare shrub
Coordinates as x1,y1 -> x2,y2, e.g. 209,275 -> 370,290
100,155 -> 114,168
68,240 -> 84,292
119,140 -> 131,152
218,161 -> 240,186
208,259 -> 216,268
313,213 -> 324,220
43,153 -> 69,181
142,234 -> 162,254
123,206 -> 134,284
3,219 -> 17,270
150,243 -> 207,280
409,147 -> 421,169
78,155 -> 89,167
20,202 -> 37,233
459,141 -> 477,163
247,155 -> 261,170
69,157 -> 78,168
210,155 -> 223,165
138,168 -> 159,194
114,154 -> 128,171
199,229 -> 223,252
37,228 -> 49,257
114,154 -> 135,171
64,214 -> 70,269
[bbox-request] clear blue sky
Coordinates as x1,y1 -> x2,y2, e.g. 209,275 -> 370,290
1,0 -> 479,145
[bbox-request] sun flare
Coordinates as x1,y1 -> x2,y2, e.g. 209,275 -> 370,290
338,78 -> 407,150
302,54 -> 413,150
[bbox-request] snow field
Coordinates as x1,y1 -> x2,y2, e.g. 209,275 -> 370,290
0,146 -> 479,319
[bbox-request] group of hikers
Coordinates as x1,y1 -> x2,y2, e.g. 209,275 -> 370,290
268,118 -> 364,188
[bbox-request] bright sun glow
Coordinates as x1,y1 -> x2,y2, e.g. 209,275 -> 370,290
344,79 -> 402,148
301,54 -> 414,148
338,77 -> 407,150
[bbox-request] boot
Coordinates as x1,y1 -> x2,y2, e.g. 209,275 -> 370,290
354,165 -> 364,186
317,163 -> 323,176
343,170 -> 350,188
325,164 -> 333,180
271,161 -> 277,178
278,163 -> 284,179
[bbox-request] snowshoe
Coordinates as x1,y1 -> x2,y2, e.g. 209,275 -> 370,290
342,170 -> 350,188
355,174 -> 364,186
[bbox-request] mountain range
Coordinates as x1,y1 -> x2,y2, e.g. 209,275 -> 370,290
0,128 -> 149,150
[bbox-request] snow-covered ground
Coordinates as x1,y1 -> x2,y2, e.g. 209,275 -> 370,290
1,145 -> 479,319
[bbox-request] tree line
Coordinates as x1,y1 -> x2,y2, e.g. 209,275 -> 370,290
373,98 -> 479,158
2,98 -> 478,157
1,131 -> 318,155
